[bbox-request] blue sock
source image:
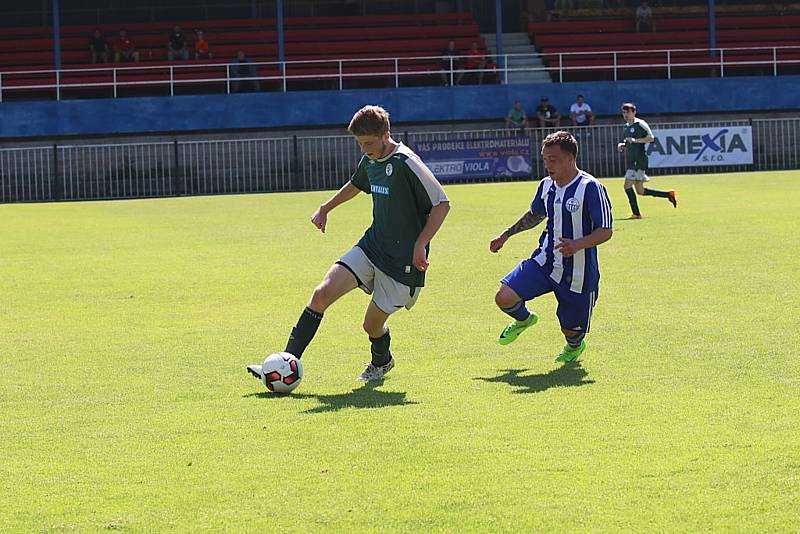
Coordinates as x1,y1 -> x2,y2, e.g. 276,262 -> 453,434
565,332 -> 586,348
501,301 -> 531,322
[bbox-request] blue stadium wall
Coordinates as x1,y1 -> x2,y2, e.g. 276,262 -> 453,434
1,76 -> 798,138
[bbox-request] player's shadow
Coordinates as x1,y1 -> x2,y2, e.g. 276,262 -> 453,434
475,361 -> 594,394
245,381 -> 417,414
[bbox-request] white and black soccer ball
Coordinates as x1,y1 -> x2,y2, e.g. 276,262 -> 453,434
261,352 -> 303,393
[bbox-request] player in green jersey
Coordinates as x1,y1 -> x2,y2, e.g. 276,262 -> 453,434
617,102 -> 677,219
248,105 -> 450,382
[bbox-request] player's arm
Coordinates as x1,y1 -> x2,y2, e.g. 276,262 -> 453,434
489,210 -> 546,253
626,121 -> 655,144
413,200 -> 451,271
311,181 -> 361,233
556,227 -> 612,257
556,181 -> 613,256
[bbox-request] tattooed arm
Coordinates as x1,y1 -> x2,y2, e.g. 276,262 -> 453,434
489,210 -> 546,253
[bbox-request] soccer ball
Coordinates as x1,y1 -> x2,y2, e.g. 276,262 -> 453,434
261,352 -> 303,393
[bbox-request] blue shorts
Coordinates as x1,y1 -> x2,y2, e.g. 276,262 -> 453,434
501,258 -> 599,332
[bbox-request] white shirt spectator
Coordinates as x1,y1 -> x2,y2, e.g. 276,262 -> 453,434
636,3 -> 653,22
570,101 -> 593,125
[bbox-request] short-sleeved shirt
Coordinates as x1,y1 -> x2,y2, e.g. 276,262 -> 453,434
570,102 -> 592,124
536,104 -> 558,118
169,31 -> 186,50
195,39 -> 209,54
349,142 -> 448,288
464,49 -> 483,69
530,171 -> 613,293
89,35 -> 108,51
441,47 -> 460,66
507,108 -> 527,123
637,5 -> 653,21
623,117 -> 654,171
113,36 -> 135,52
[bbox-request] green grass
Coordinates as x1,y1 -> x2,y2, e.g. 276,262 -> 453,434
1,171 -> 799,532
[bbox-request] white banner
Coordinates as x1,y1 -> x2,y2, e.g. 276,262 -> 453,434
647,126 -> 753,168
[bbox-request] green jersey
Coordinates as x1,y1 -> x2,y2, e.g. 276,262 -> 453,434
623,117 -> 654,171
350,142 -> 448,288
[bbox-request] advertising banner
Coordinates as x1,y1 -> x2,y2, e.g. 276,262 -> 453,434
414,137 -> 532,180
648,126 -> 753,168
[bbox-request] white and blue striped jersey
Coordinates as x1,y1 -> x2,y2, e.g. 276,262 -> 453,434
530,170 -> 613,294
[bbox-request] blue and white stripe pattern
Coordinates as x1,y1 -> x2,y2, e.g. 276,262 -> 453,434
530,170 -> 613,294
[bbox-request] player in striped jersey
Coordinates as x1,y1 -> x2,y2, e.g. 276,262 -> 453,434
490,131 -> 613,363
618,102 -> 677,219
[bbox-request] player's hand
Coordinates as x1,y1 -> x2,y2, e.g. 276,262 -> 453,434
555,237 -> 581,257
616,142 -> 626,152
489,231 -> 509,253
310,206 -> 328,233
624,137 -> 636,144
412,243 -> 429,271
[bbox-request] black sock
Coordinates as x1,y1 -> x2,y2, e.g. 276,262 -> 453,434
565,332 -> 586,348
625,187 -> 640,216
643,187 -> 669,198
284,307 -> 323,359
369,330 -> 392,367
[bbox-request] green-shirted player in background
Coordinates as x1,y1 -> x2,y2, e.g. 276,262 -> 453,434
617,102 -> 677,219
247,105 -> 450,382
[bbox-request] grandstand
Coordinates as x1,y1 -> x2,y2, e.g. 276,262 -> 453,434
529,12 -> 800,81
0,13 -> 493,98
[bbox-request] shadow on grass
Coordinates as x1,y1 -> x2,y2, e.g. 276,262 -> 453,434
244,380 -> 417,413
475,361 -> 594,394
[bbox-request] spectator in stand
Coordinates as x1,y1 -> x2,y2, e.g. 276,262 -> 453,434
536,96 -> 561,128
463,41 -> 488,85
505,100 -> 529,132
89,28 -> 110,64
440,40 -> 462,86
570,94 -> 595,127
636,0 -> 656,32
113,29 -> 140,63
229,50 -> 259,92
194,29 -> 213,60
167,25 -> 190,61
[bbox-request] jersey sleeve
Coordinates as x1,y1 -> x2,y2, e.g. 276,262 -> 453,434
639,119 -> 654,138
530,178 -> 549,217
405,155 -> 448,211
586,180 -> 613,229
349,155 -> 370,193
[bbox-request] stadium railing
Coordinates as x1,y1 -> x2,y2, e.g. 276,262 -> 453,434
1,45 -> 799,101
1,118 -> 799,203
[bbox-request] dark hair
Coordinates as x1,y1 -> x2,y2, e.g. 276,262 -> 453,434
542,130 -> 578,158
621,102 -> 637,112
577,94 -> 584,98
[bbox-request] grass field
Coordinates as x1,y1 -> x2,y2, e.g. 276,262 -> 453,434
2,171 -> 799,532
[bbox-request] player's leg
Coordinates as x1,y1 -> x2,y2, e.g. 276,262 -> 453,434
358,301 -> 394,381
284,262 -> 359,359
642,183 -> 677,207
623,172 -> 642,218
357,270 -> 419,381
496,259 -> 551,345
553,286 -> 598,363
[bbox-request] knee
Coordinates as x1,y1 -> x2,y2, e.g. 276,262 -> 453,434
362,317 -> 386,338
495,286 -> 519,309
309,283 -> 333,312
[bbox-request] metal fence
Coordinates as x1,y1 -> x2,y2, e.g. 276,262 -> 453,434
1,117 -> 798,203
3,45 -> 800,102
